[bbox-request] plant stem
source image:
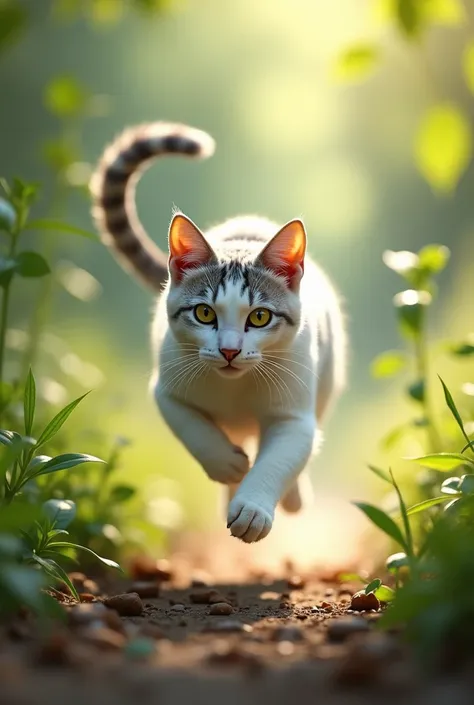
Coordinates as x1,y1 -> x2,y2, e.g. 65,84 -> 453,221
0,227 -> 20,401
414,315 -> 441,453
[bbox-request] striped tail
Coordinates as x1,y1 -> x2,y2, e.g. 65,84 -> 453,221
90,122 -> 215,291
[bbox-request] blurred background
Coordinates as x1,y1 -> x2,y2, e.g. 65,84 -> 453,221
1,0 -> 473,578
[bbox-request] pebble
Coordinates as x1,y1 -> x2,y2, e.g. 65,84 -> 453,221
170,604 -> 186,613
82,625 -> 126,651
82,578 -> 100,595
287,575 -> 305,590
189,589 -> 219,604
327,616 -> 370,643
350,591 -> 380,612
204,619 -> 251,633
127,581 -> 160,599
68,602 -> 107,626
209,602 -> 234,616
124,637 -> 156,660
104,593 -> 143,617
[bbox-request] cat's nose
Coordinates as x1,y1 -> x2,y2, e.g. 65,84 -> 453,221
219,348 -> 241,362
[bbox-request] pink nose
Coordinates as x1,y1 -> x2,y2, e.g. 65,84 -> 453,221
219,348 -> 241,362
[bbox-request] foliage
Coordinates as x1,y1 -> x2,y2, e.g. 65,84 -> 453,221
334,0 -> 472,194
354,241 -> 474,665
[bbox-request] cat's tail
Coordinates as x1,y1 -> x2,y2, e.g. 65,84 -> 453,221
90,122 -> 215,291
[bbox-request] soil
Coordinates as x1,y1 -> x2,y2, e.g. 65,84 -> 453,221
1,558 -> 473,705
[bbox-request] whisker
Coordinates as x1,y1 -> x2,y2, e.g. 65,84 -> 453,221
263,354 -> 317,376
262,358 -> 311,394
260,362 -> 294,406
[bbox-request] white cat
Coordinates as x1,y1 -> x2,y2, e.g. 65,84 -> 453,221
90,122 -> 347,543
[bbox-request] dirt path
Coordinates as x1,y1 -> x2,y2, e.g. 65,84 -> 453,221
0,565 -> 471,705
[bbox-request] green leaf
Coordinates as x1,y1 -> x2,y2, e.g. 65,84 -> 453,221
393,290 -> 431,339
418,244 -> 450,274
334,43 -> 380,82
459,474 -> 474,495
354,502 -> 407,550
25,219 -> 99,241
43,75 -> 89,118
414,104 -> 472,193
389,468 -> 414,558
407,379 -> 425,402
46,541 -> 121,571
382,249 -> 419,277
374,584 -> 395,602
16,252 -> 51,278
109,484 -> 136,502
386,551 -> 408,572
463,41 -> 474,95
405,452 -> 474,471
30,453 -> 105,478
23,368 -> 36,436
364,578 -> 382,594
31,554 -> 79,599
0,197 -> 16,232
368,464 -> 393,484
370,351 -> 407,378
406,495 -> 454,515
0,257 -> 18,286
35,392 -> 90,448
0,1 -> 27,54
422,0 -> 465,26
42,499 -> 77,529
396,0 -> 421,37
441,476 -> 461,494
438,375 -> 472,450
450,342 -> 474,357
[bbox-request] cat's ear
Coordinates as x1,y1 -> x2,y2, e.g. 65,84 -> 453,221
168,213 -> 216,281
256,219 -> 306,290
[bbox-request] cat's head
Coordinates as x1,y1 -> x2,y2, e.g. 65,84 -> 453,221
165,214 -> 306,379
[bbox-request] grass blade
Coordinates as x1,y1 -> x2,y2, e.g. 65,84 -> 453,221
47,541 -> 121,571
23,368 -> 36,436
368,464 -> 393,485
438,375 -> 472,454
389,468 -> 413,558
31,554 -> 79,600
405,453 -> 474,471
407,495 -> 456,516
354,502 -> 408,551
35,392 -> 90,448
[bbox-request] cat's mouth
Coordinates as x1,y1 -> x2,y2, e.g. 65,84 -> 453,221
216,363 -> 247,378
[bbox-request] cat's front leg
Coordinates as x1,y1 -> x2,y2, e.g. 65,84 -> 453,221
155,388 -> 249,484
227,414 -> 315,542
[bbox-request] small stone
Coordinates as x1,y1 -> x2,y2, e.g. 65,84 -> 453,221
82,578 -> 100,595
127,581 -> 159,599
209,602 -> 234,616
327,616 -> 370,643
318,601 -> 333,613
124,637 -> 156,660
68,602 -> 107,626
104,593 -> 143,617
189,589 -> 219,604
204,620 -> 252,633
82,626 -> 126,651
277,640 -> 295,656
350,592 -> 380,612
272,626 -> 304,642
208,593 -> 231,605
287,575 -> 305,590
79,593 -> 97,603
170,604 -> 186,613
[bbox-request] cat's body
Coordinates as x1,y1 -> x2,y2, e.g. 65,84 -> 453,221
91,122 -> 347,543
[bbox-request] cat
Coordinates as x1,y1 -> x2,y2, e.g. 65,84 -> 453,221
90,122 -> 347,543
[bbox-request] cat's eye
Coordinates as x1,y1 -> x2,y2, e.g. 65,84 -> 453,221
194,304 -> 217,325
247,308 -> 272,328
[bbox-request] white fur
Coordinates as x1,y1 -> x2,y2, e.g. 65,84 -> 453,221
151,216 -> 346,543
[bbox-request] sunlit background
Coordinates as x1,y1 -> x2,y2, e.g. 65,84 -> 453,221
1,0 -> 473,578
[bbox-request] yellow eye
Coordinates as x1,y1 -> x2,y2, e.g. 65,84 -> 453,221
194,304 -> 217,325
247,308 -> 272,328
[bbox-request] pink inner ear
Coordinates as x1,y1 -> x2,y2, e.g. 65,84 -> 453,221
257,219 -> 307,289
168,214 -> 215,280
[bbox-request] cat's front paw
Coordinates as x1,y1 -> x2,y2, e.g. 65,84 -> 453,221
202,445 -> 249,485
227,496 -> 273,543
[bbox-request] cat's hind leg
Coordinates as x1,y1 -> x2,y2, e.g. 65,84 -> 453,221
279,471 -> 314,513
